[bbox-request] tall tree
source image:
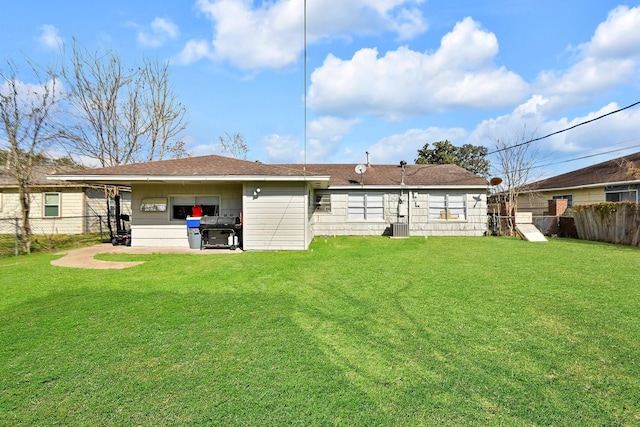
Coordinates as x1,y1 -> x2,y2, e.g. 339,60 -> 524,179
415,140 -> 490,176
61,40 -> 188,166
0,59 -> 62,253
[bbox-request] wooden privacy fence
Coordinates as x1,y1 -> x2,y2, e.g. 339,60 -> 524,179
573,202 -> 640,247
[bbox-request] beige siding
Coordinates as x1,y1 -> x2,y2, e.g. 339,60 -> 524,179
129,183 -> 243,247
517,187 -> 606,213
311,189 -> 487,237
242,183 -> 308,250
0,189 -> 86,234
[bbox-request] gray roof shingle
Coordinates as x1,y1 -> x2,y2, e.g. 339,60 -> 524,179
288,163 -> 487,186
523,151 -> 640,191
52,154 -> 488,187
1,165 -> 88,188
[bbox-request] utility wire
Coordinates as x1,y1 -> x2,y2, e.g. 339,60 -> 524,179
487,100 -> 640,155
530,143 -> 640,171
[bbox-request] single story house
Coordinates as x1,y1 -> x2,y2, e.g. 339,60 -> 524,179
517,151 -> 640,215
0,165 -> 130,235
52,155 -> 488,250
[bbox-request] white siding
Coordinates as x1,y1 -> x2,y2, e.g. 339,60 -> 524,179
242,183 -> 308,250
311,191 -> 390,236
311,189 -> 487,237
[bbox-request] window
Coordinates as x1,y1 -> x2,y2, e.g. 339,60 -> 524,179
429,194 -> 466,221
44,192 -> 60,218
348,193 -> 383,221
140,198 -> 167,212
605,190 -> 637,202
552,194 -> 573,208
314,193 -> 332,213
171,196 -> 219,220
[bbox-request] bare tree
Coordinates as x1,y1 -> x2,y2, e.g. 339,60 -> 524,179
218,132 -> 249,159
61,40 -> 188,166
141,59 -> 188,161
490,126 -> 541,235
0,59 -> 61,253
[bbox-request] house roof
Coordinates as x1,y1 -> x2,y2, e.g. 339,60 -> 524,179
50,154 -> 488,188
289,163 -> 488,187
523,151 -> 640,192
0,165 -> 89,188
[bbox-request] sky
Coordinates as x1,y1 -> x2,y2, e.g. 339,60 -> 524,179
1,0 -> 640,179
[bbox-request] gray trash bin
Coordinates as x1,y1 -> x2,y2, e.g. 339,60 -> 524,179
186,216 -> 201,249
187,227 -> 201,249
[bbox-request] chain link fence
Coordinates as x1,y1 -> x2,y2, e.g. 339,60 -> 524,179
0,214 -> 113,256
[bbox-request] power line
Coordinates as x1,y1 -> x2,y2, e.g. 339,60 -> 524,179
530,143 -> 640,171
487,100 -> 640,155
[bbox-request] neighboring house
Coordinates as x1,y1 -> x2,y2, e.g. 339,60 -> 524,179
0,165 -> 129,235
52,154 -> 488,250
516,152 -> 640,215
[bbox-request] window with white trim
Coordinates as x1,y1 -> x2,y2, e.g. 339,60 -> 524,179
171,196 -> 219,220
429,194 -> 466,221
44,192 -> 60,218
605,190 -> 637,202
348,193 -> 384,221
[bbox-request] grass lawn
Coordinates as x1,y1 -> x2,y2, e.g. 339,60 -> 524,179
1,236 -> 639,425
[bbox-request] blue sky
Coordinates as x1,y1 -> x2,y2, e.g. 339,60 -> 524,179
2,0 -> 640,178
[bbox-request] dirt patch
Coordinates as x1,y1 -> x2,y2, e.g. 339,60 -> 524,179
51,244 -> 240,269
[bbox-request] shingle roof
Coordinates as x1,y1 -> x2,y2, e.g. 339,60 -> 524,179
0,165 -> 88,188
287,163 -> 487,186
58,155 -> 321,177
523,151 -> 640,191
52,154 -> 488,187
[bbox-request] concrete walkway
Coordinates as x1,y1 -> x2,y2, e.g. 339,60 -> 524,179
51,244 -> 240,269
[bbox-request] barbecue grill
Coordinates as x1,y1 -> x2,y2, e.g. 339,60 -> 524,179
199,215 -> 242,250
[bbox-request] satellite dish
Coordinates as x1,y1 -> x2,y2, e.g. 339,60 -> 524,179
490,177 -> 503,186
355,164 -> 367,174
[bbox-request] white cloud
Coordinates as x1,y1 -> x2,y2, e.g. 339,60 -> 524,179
171,39 -> 212,65
467,95 -> 640,167
308,116 -> 359,140
305,116 -> 360,162
367,127 -> 467,165
37,24 -> 63,50
534,5 -> 640,113
137,17 -> 179,48
586,5 -> 640,59
261,134 -> 304,163
193,0 -> 427,70
307,17 -> 528,120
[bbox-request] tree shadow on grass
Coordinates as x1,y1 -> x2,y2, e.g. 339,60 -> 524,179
0,289 -> 385,426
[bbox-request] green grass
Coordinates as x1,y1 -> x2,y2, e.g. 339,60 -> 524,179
0,233 -> 106,256
1,236 -> 639,425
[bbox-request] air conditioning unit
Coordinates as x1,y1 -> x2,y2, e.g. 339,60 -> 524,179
392,222 -> 409,238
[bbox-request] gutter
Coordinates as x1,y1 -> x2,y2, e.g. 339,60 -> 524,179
522,179 -> 640,193
49,174 -> 332,183
327,184 -> 488,190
